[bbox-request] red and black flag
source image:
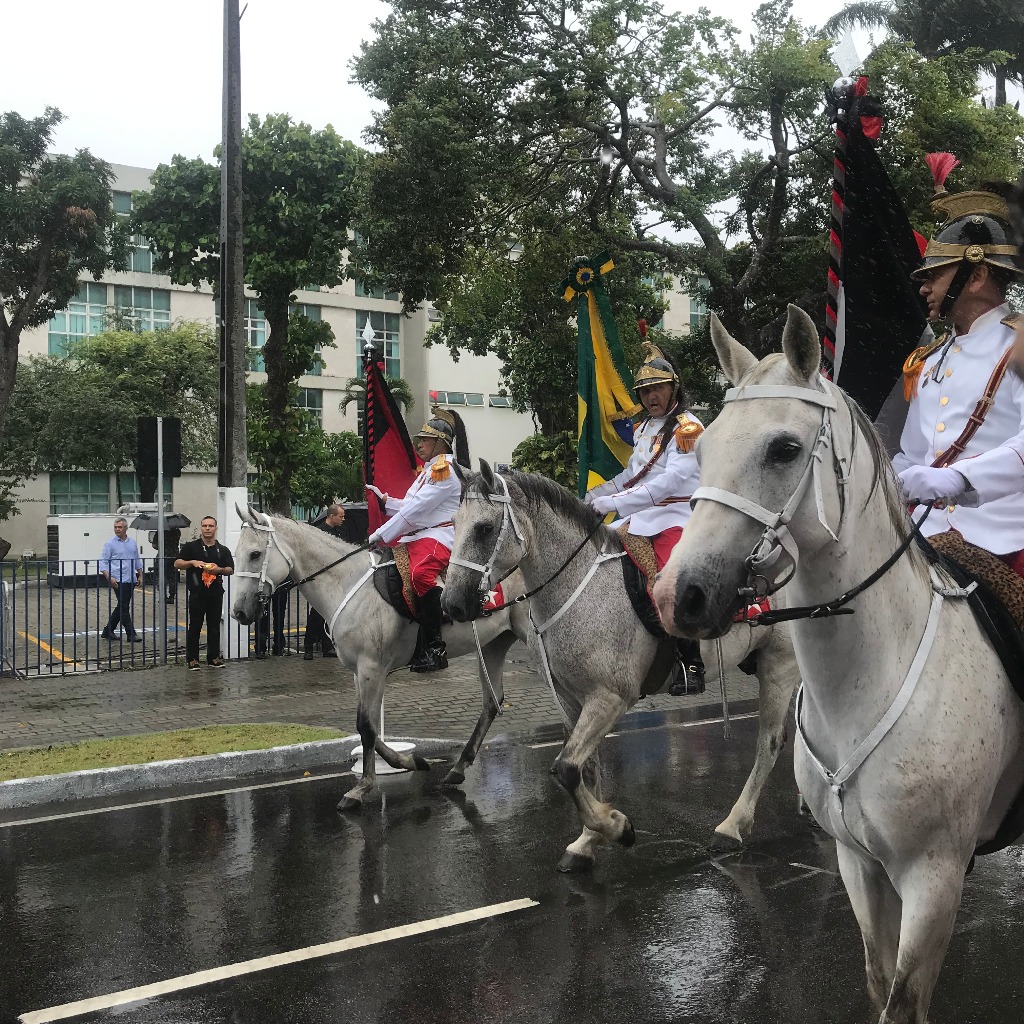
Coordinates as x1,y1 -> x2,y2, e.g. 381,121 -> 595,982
362,345 -> 421,533
823,76 -> 928,434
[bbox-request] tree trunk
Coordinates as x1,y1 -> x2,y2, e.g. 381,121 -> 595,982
995,67 -> 1007,108
0,322 -> 21,447
261,302 -> 294,515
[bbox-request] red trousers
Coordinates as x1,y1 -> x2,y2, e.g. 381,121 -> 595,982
407,538 -> 451,596
999,549 -> 1024,578
651,527 -> 684,573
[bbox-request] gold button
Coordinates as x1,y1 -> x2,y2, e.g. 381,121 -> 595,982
953,345 -> 962,353
937,423 -> 945,432
940,396 -> 949,406
948,505 -> 956,512
936,449 -> 944,458
945,369 -> 952,378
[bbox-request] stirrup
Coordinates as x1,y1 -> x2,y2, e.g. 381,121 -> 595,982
669,661 -> 706,696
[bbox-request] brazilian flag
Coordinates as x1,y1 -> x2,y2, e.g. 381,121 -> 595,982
562,252 -> 641,498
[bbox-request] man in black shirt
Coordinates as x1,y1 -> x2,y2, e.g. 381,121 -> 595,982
303,504 -> 346,660
174,516 -> 234,670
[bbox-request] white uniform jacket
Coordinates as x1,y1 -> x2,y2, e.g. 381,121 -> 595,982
894,303 -> 1024,553
375,454 -> 460,549
586,412 -> 703,537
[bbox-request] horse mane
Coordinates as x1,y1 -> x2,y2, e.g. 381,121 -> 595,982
749,354 -> 926,573
464,469 -> 615,548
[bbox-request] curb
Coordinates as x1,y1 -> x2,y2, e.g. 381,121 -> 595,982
0,735 -> 464,811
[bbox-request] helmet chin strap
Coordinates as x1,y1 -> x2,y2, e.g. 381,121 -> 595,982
938,259 -> 976,320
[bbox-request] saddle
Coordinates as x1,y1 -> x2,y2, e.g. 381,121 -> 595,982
920,529 -> 1024,856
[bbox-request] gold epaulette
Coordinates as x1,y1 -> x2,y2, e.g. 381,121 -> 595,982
429,454 -> 451,482
674,414 -> 703,454
1001,311 -> 1021,329
903,334 -> 947,401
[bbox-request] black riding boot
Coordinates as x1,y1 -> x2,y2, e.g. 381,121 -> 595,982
669,637 -> 706,695
409,587 -> 448,673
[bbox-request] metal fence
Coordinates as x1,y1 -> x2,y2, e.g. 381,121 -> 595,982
0,559 -> 314,678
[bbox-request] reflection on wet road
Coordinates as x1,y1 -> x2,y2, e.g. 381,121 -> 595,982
0,717 -> 1020,1023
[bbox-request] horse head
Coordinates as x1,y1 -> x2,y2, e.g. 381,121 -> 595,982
230,503 -> 294,625
654,304 -> 851,637
444,459 -> 525,621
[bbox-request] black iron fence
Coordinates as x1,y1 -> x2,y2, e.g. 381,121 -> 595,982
0,559 -> 314,678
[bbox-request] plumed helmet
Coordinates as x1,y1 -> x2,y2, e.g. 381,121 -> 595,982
912,188 -> 1021,280
633,341 -> 680,391
415,405 -> 470,466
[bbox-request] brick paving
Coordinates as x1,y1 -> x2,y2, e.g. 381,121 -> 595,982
0,643 -> 758,751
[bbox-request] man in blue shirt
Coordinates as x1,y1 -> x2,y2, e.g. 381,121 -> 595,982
99,517 -> 144,642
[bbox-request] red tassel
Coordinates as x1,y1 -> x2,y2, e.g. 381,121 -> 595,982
637,319 -> 648,339
924,152 -> 959,193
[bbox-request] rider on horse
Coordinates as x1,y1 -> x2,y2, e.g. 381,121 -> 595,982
584,341 -> 707,693
367,406 -> 469,673
895,182 -> 1024,573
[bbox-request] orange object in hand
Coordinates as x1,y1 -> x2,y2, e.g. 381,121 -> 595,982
202,563 -> 218,587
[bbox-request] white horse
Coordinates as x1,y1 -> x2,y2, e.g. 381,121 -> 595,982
654,306 -> 1024,1024
229,505 -> 531,810
443,464 -> 800,871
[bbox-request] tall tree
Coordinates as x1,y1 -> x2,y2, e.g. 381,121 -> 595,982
132,114 -> 361,512
0,107 -> 128,444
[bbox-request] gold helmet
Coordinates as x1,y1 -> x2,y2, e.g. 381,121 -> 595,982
633,341 -> 679,391
415,406 -> 457,446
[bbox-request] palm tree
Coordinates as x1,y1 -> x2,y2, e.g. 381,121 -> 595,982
824,0 -> 1024,106
339,375 -> 415,434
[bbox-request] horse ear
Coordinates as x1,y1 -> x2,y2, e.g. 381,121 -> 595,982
479,458 -> 496,493
247,503 -> 260,522
235,502 -> 248,523
781,304 -> 822,382
453,460 -> 467,486
709,312 -> 757,386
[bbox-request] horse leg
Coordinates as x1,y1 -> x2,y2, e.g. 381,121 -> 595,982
712,628 -> 798,849
443,631 -> 514,787
836,844 -> 902,1015
337,665 -> 387,812
877,859 -> 966,1024
551,690 -> 632,850
558,753 -> 607,872
373,736 -> 431,772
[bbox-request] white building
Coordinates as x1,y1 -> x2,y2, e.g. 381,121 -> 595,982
3,164 -> 702,559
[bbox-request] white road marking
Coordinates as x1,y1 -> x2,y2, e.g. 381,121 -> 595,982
528,712 -> 758,749
0,770 -> 357,830
18,898 -> 539,1023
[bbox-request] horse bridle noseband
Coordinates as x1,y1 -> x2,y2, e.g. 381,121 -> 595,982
690,382 -> 850,601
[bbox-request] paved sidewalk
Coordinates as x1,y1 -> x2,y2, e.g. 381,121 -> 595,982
0,643 -> 758,751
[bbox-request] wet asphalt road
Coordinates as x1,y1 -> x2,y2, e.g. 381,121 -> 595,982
1,716 -> 1022,1024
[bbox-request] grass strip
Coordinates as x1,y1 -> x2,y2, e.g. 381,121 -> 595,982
0,723 -> 346,782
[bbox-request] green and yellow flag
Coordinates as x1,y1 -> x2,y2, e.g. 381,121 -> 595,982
562,252 -> 641,498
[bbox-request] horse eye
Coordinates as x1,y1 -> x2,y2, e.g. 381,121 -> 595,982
475,523 -> 495,540
249,551 -> 261,560
767,438 -> 802,463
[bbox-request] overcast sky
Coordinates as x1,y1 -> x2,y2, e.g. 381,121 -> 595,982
2,0 -> 894,170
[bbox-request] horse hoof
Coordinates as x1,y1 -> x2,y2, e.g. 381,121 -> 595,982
557,851 -> 595,874
618,819 -> 637,848
441,769 -> 465,788
710,830 -> 743,853
337,795 -> 362,813
413,755 -> 432,772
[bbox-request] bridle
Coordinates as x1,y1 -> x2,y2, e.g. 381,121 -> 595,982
234,513 -> 294,610
449,473 -> 528,601
690,381 -> 850,600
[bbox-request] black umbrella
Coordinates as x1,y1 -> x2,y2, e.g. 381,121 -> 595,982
128,512 -> 191,531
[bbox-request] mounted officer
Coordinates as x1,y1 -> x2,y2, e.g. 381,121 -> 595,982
895,182 -> 1024,573
584,342 -> 707,692
368,406 -> 469,672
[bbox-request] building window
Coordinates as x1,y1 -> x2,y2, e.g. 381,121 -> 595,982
113,191 -> 154,273
355,277 -> 399,301
48,282 -> 108,355
49,472 -> 110,514
689,277 -> 710,331
296,387 -> 323,426
488,394 -> 512,408
246,298 -> 267,371
120,473 -> 173,505
431,390 -> 483,407
427,306 -> 441,322
465,393 -> 484,407
291,303 -> 323,376
355,311 -> 400,377
113,286 -> 170,332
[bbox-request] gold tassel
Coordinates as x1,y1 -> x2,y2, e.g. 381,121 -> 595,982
902,337 -> 944,401
430,455 -> 451,482
674,417 -> 703,453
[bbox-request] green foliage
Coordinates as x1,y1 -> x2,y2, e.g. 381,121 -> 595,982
339,374 -> 414,415
0,106 -> 129,442
0,323 -> 218,518
132,114 -> 362,512
512,431 -> 579,491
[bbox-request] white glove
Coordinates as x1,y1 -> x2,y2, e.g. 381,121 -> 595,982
898,465 -> 968,504
366,485 -> 388,501
367,528 -> 386,549
584,481 -> 615,505
590,495 -> 617,516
